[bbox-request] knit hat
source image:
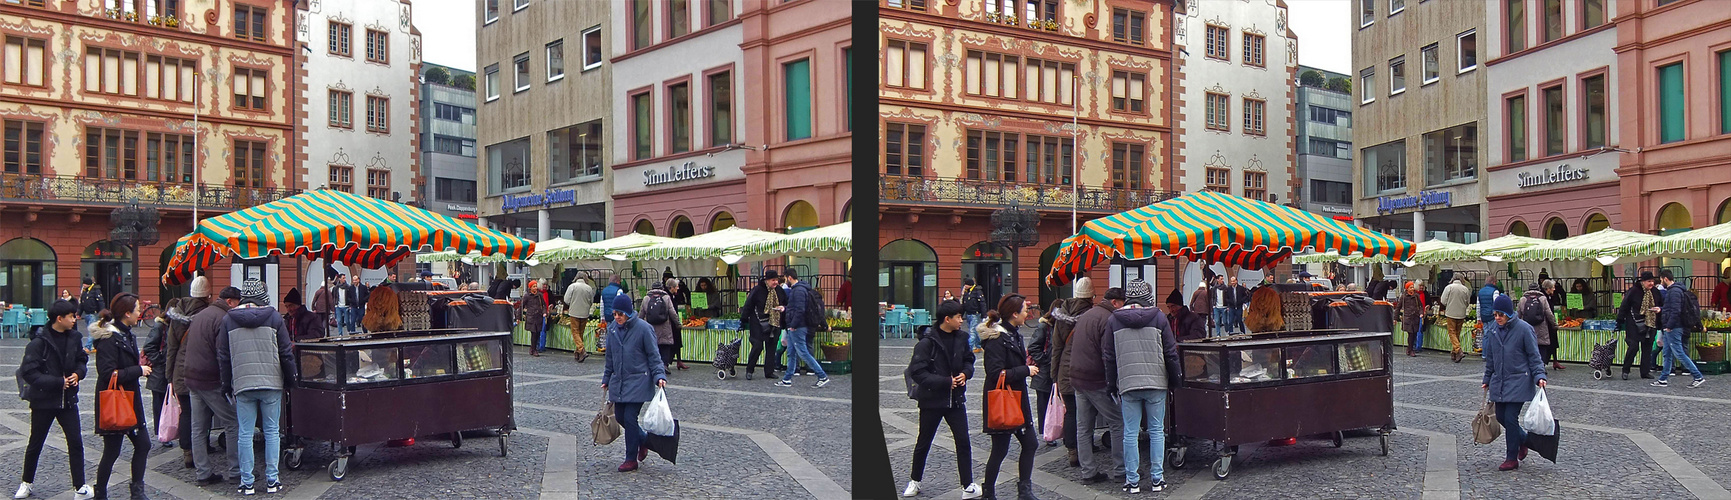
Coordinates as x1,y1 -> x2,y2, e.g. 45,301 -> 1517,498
1492,294 -> 1516,317
1165,289 -> 1184,306
1124,279 -> 1154,307
284,287 -> 303,305
240,279 -> 269,306
1074,277 -> 1094,299
189,276 -> 210,298
611,293 -> 635,316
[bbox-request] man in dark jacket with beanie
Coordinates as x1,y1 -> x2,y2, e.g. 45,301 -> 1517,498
1617,272 -> 1663,379
216,293 -> 295,494
1071,287 -> 1126,483
741,271 -> 785,380
281,287 -> 326,342
1102,280 -> 1179,493
1163,290 -> 1207,341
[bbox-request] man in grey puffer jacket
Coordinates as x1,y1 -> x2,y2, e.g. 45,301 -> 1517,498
215,291 -> 295,494
1101,279 -> 1179,494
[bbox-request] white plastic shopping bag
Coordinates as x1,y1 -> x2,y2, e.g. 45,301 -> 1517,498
639,388 -> 676,436
1521,388 -> 1556,436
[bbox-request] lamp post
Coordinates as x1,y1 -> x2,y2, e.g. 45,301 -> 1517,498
109,199 -> 161,296
991,204 -> 1041,297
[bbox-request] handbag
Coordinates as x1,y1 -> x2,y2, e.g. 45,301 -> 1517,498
985,370 -> 1026,431
592,400 -> 622,445
98,371 -> 138,432
1041,383 -> 1065,442
157,383 -> 181,443
1472,398 -> 1501,445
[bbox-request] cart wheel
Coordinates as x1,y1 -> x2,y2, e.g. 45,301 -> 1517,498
1212,456 -> 1232,480
1167,447 -> 1188,469
328,457 -> 349,482
1380,434 -> 1390,456
284,449 -> 303,470
1594,369 -> 1606,380
452,431 -> 464,449
717,370 -> 727,380
1332,431 -> 1344,448
499,432 -> 509,457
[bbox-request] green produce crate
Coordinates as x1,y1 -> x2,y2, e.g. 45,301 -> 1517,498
1697,361 -> 1730,375
819,360 -> 852,375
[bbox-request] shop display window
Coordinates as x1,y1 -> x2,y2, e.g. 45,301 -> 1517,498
403,344 -> 455,379
345,348 -> 402,383
1182,350 -> 1221,385
1231,348 -> 1285,383
1284,345 -> 1336,379
458,340 -> 505,373
1339,340 -> 1386,373
299,350 -> 340,384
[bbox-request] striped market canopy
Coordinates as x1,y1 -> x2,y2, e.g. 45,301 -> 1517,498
539,232 -> 677,263
1295,239 -> 1465,265
621,226 -> 786,261
734,221 -> 852,261
1494,229 -> 1661,264
164,189 -> 535,285
1619,221 -> 1731,261
1411,234 -> 1550,265
416,237 -> 592,265
1045,191 -> 1415,286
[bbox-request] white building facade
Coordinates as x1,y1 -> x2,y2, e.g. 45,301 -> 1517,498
1173,0 -> 1298,204
297,0 -> 423,204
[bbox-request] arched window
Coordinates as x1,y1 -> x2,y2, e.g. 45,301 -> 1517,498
1657,202 -> 1692,233
880,239 -> 939,313
710,211 -> 736,232
633,219 -> 657,236
1582,213 -> 1609,234
841,201 -> 852,222
783,200 -> 819,233
1544,217 -> 1569,240
1508,220 -> 1530,237
0,238 -> 57,308
670,215 -> 694,238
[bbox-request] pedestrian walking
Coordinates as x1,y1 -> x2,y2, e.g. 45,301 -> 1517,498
961,278 -> 986,351
311,276 -> 333,332
1654,270 -> 1707,388
902,301 -> 982,499
1024,304 -> 1054,446
14,300 -> 95,500
163,278 -> 218,467
138,303 -> 169,445
214,292 -> 295,495
1209,276 -> 1233,337
1440,278 -> 1472,362
522,280 -> 549,357
563,276 -> 596,362
1101,279 -> 1178,494
350,275 -> 370,333
187,284 -> 249,485
1401,282 -> 1426,357
1227,277 -> 1249,335
641,282 -> 679,369
742,272 -> 786,380
79,276 -> 104,352
1070,287 -> 1127,483
978,294 -> 1041,500
1517,283 -> 1562,370
332,274 -> 354,336
89,293 -> 152,500
1189,280 -> 1212,336
600,275 -> 623,320
1480,294 -> 1548,471
600,294 -> 667,473
1478,277 -> 1502,325
1617,272 -> 1663,379
776,270 -> 830,388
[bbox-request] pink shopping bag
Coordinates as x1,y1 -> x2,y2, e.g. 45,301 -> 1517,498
156,383 -> 180,444
1041,383 -> 1065,442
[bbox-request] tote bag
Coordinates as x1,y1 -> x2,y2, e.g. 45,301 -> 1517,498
98,372 -> 137,432
592,400 -> 622,445
985,371 -> 1026,431
1041,383 -> 1065,441
1472,399 -> 1501,445
156,383 -> 181,443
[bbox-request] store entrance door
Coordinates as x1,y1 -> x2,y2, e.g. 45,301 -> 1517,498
5,263 -> 42,308
962,242 -> 1014,308
888,263 -> 926,311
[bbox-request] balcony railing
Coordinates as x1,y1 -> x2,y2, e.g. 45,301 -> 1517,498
0,174 -> 299,212
103,9 -> 185,29
879,176 -> 1179,214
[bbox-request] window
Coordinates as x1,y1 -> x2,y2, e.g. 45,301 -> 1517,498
1360,0 -> 1374,26
707,0 -> 731,26
487,138 -> 531,193
1243,171 -> 1266,201
1541,0 -> 1562,43
234,4 -> 266,42
1721,51 -> 1731,134
1205,167 -> 1231,193
1243,98 -> 1266,135
964,130 -> 1018,181
1505,0 -> 1525,53
546,40 -> 564,81
84,128 -> 136,179
1423,122 -> 1477,185
885,122 -> 926,176
365,169 -> 389,199
784,58 -> 812,141
669,0 -> 690,39
328,90 -> 352,128
329,21 -> 352,55
1582,0 -> 1605,30
1363,139 -> 1406,194
485,0 -> 498,22
844,47 -> 852,131
1658,62 -> 1683,143
365,29 -> 388,64
1506,93 -> 1527,161
964,50 -> 1019,99
3,120 -> 43,174
631,90 -> 652,159
1457,30 -> 1478,73
1243,33 -> 1265,67
630,0 -> 651,50
143,133 -> 193,183
436,178 -> 478,203
1389,0 -> 1404,15
328,165 -> 353,192
143,55 -> 196,102
514,0 -> 528,11
1206,93 -> 1230,131
83,47 -> 140,96
549,120 -> 603,183
1420,43 -> 1439,84
483,65 -> 499,101
582,27 -> 603,71
1024,0 -> 1058,22
6,0 -> 46,6
433,103 -> 475,124
1023,134 -> 1073,185
1542,85 -> 1564,156
885,40 -> 928,90
668,81 -> 690,154
1657,0 -> 1679,5
1360,67 -> 1375,103
1111,143 -> 1144,189
1309,106 -> 1352,126
1112,8 -> 1146,45
1205,25 -> 1230,60
884,0 -> 927,11
1023,58 -> 1075,105
232,140 -> 266,188
1111,70 -> 1146,113
432,136 -> 475,156
1308,138 -> 1351,159
1582,73 -> 1606,148
365,95 -> 388,133
708,71 -> 732,146
1311,180 -> 1352,204
3,36 -> 47,88
1389,56 -> 1405,95
513,53 -> 529,92
231,67 -> 267,111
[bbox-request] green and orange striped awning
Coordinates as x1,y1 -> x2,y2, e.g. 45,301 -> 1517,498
163,189 -> 534,285
1045,191 -> 1415,286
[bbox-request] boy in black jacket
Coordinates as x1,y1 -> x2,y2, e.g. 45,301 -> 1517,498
902,301 -> 983,499
14,300 -> 94,500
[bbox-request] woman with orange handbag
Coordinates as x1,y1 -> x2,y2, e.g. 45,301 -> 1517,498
90,294 -> 151,500
978,294 -> 1040,500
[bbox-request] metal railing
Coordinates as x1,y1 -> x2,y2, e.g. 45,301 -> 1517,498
879,176 -> 1180,213
0,174 -> 300,211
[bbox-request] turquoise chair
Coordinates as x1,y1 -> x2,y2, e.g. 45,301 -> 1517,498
909,309 -> 930,334
1,309 -> 20,338
28,308 -> 47,328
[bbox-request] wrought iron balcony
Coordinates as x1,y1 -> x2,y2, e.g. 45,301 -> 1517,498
879,176 -> 1179,214
0,174 -> 299,212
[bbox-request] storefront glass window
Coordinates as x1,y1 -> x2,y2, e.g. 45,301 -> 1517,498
880,239 -> 938,312
547,120 -> 603,184
1423,122 -> 1476,186
1362,139 -> 1406,195
487,138 -> 531,193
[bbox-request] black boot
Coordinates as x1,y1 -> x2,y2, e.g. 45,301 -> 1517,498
1018,479 -> 1041,500
92,482 -> 108,500
981,482 -> 998,500
130,480 -> 149,500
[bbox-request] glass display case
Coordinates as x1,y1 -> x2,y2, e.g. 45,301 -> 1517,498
1178,331 -> 1391,390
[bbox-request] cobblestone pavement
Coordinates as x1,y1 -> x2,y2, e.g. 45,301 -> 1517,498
1,339 -> 850,499
880,338 -> 1731,499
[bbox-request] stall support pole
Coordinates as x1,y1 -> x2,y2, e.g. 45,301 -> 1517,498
1413,211 -> 1427,243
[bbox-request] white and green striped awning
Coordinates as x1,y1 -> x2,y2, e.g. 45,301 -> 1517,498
735,221 -> 851,261
1412,234 -> 1551,265
1494,229 -> 1661,264
417,237 -> 591,265
1295,239 -> 1464,265
540,233 -> 676,263
1619,221 -> 1731,261
620,226 -> 786,261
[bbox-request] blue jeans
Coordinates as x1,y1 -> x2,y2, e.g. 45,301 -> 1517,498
532,317 -> 548,351
615,401 -> 646,462
334,306 -> 352,335
351,307 -> 365,332
1228,307 -> 1244,334
1121,389 -> 1167,485
964,314 -> 981,349
1494,401 -> 1525,461
1211,308 -> 1231,337
780,327 -> 827,382
1659,328 -> 1703,382
80,314 -> 97,350
234,390 -> 283,485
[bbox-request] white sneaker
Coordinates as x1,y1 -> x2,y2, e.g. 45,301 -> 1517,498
961,483 -> 983,499
902,480 -> 920,497
72,485 -> 93,500
13,482 -> 28,499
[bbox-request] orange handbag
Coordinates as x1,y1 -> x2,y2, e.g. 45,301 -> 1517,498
98,372 -> 137,432
985,370 -> 1026,431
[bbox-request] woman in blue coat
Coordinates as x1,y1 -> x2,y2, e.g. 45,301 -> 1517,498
601,293 -> 667,473
1480,295 -> 1547,471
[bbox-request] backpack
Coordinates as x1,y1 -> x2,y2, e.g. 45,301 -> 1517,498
642,293 -> 672,326
904,337 -> 940,401
805,285 -> 828,331
1520,295 -> 1550,326
13,365 -> 31,401
1680,289 -> 1703,332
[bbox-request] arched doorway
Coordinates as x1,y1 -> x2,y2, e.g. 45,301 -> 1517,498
160,246 -> 187,305
1508,220 -> 1530,237
961,241 -> 1013,309
783,200 -> 820,277
1718,198 -> 1731,225
0,238 -> 56,308
841,201 -> 852,222
670,215 -> 695,238
1582,213 -> 1610,234
881,239 -> 938,312
710,211 -> 736,232
1037,242 -> 1073,309
1544,217 -> 1569,240
633,219 -> 657,236
1657,203 -> 1693,273
82,240 -> 134,299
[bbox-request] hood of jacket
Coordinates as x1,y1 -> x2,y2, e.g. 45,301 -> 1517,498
226,304 -> 277,328
1110,305 -> 1165,329
977,320 -> 1011,340
1050,306 -> 1081,325
90,320 -> 124,340
166,297 -> 207,325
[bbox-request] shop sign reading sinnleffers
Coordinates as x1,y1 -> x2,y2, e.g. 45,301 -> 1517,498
643,161 -> 716,188
1517,164 -> 1589,189
1377,190 -> 1452,214
501,188 -> 578,212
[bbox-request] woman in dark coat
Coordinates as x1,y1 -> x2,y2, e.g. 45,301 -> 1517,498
601,294 -> 667,472
979,294 -> 1040,500
1401,283 -> 1425,357
694,278 -> 720,318
903,301 -> 979,498
1570,279 -> 1596,319
1024,304 -> 1054,446
522,281 -> 549,357
138,304 -> 170,446
1518,282 -> 1562,370
91,293 -> 152,500
1481,294 -> 1548,472
15,300 -> 92,499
